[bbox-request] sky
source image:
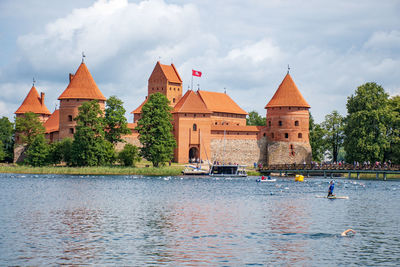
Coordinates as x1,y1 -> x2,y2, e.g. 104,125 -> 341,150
1,0 -> 399,123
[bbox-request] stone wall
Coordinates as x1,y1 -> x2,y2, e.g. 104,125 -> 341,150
210,137 -> 268,166
14,144 -> 27,163
267,141 -> 312,165
116,135 -> 142,151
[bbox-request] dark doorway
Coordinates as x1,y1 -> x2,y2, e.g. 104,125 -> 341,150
189,147 -> 199,162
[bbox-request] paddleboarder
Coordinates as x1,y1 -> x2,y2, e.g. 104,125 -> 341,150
327,180 -> 335,197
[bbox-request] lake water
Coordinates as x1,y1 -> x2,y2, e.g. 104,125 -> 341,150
0,174 -> 399,266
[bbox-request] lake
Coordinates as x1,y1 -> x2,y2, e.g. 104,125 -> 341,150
0,174 -> 399,266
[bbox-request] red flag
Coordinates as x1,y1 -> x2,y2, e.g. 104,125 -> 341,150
192,69 -> 202,77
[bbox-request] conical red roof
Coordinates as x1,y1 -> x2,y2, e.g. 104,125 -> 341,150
58,62 -> 106,100
265,73 -> 310,108
15,85 -> 51,115
44,109 -> 59,133
173,90 -> 212,113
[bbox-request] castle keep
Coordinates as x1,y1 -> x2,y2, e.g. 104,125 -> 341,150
15,61 -> 312,165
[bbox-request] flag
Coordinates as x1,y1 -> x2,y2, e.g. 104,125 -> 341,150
192,70 -> 202,77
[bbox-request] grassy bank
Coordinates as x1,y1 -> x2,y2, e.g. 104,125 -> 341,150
0,162 -> 185,176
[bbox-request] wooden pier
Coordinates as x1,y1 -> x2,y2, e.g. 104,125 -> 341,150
259,164 -> 400,180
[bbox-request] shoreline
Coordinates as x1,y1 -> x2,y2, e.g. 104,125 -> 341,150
0,165 -> 399,179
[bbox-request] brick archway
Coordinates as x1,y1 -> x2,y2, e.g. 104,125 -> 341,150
189,146 -> 199,162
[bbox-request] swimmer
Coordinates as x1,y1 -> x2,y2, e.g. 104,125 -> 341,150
341,229 -> 356,236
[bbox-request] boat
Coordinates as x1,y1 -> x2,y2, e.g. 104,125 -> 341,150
182,165 -> 209,175
256,176 -> 276,182
208,164 -> 247,177
316,195 -> 349,199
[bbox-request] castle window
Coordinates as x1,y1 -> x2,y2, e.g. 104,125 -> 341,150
178,88 -> 180,91
279,121 -> 282,126
170,87 -> 171,90
173,98 -> 176,103
194,114 -> 196,117
290,144 -> 294,149
268,121 -> 271,127
298,133 -> 302,139
193,124 -> 197,131
203,114 -> 205,117
285,133 -> 289,138
271,133 -> 274,138
68,115 -> 73,121
289,107 -> 291,110
215,122 -> 218,125
263,133 -> 266,137
295,121 -> 299,126
69,128 -> 74,134
174,88 -> 176,91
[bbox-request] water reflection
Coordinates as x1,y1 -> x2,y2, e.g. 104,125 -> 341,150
268,199 -> 311,265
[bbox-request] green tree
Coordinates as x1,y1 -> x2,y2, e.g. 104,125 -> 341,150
24,134 -> 50,166
0,141 -> 5,161
118,143 -> 141,166
321,110 -> 344,162
104,96 -> 130,144
71,100 -> 116,166
136,93 -> 176,167
48,138 -> 73,165
386,96 -> 400,164
246,111 -> 266,126
344,82 -> 390,163
15,112 -> 45,146
0,116 -> 14,162
309,113 -> 326,162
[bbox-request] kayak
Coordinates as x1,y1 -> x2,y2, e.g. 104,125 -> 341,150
316,196 -> 349,199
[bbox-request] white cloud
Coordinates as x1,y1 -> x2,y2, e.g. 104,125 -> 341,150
227,39 -> 282,63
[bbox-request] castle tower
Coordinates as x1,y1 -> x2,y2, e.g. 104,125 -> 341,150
148,61 -> 182,106
265,72 -> 312,165
58,62 -> 106,139
15,84 -> 51,123
131,61 -> 183,123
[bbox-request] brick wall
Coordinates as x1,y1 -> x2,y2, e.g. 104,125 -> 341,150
267,141 -> 312,165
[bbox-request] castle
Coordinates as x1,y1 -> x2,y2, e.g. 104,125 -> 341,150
15,60 -> 312,165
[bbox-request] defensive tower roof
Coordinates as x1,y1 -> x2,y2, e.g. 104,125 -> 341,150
265,73 -> 310,108
15,85 -> 51,115
58,62 -> 106,100
150,61 -> 182,83
44,109 -> 60,133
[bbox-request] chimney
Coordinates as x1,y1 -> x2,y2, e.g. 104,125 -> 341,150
69,73 -> 74,82
40,92 -> 45,106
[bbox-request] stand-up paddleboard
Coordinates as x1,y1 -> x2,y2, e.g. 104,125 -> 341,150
257,178 -> 277,182
316,196 -> 349,199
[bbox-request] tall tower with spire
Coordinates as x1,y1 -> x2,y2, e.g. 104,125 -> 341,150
58,62 -> 106,139
265,72 -> 312,165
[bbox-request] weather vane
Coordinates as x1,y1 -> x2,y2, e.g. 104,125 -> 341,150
82,52 -> 86,63
32,77 -> 36,86
224,87 -> 226,94
287,64 -> 290,74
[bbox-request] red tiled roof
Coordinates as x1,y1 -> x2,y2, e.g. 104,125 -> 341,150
130,98 -> 148,114
265,73 -> 310,108
15,85 -> 51,115
198,90 -> 248,115
44,109 -> 59,133
159,62 -> 182,83
173,90 -> 212,113
58,62 -> 106,100
211,125 -> 260,132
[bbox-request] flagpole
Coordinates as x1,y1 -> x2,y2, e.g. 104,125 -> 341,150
191,71 -> 193,91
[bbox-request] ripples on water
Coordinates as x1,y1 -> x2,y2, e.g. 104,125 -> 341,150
0,174 -> 399,266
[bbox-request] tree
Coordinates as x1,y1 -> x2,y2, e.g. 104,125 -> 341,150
309,113 -> 326,162
48,138 -> 73,165
386,96 -> 400,164
246,111 -> 266,126
24,134 -> 49,166
70,100 -> 116,166
136,93 -> 176,167
118,143 -> 141,166
15,112 -> 45,146
0,141 -> 5,161
0,116 -> 14,162
104,96 -> 130,144
321,110 -> 344,162
344,82 -> 390,163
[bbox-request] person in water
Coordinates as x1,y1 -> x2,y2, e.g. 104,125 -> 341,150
341,229 -> 356,236
327,180 -> 335,197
